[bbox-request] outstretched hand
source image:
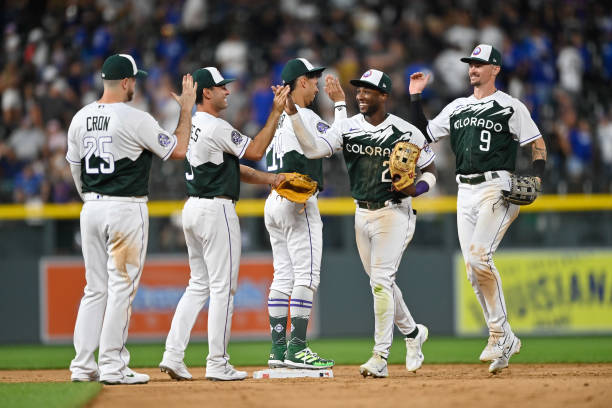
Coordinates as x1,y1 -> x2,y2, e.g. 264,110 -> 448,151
409,72 -> 430,95
324,75 -> 345,102
171,74 -> 197,109
271,85 -> 290,114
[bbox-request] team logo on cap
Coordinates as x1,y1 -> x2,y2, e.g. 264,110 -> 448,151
316,121 -> 330,134
363,70 -> 372,78
231,130 -> 243,145
158,133 -> 171,147
472,46 -> 482,56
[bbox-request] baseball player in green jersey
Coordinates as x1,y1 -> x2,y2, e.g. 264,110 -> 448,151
285,69 -> 437,378
264,58 -> 347,370
159,67 -> 289,381
408,44 -> 547,374
67,54 -> 197,384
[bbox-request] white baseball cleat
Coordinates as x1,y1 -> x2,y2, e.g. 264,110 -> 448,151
489,336 -> 521,374
100,368 -> 150,385
159,359 -> 193,381
479,331 -> 518,362
205,364 -> 247,381
405,324 -> 428,372
71,371 -> 99,382
359,353 -> 388,378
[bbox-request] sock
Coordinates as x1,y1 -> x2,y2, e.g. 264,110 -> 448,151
288,286 -> 313,351
268,290 -> 289,348
405,326 -> 419,339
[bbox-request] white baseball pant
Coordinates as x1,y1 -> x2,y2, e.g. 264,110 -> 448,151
70,196 -> 148,381
456,172 -> 519,336
264,190 -> 322,295
163,197 -> 241,372
355,200 -> 418,358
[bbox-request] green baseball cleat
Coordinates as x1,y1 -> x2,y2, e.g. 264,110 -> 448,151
268,344 -> 288,368
284,346 -> 334,369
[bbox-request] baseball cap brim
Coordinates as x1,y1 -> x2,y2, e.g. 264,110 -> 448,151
460,57 -> 490,64
349,79 -> 388,93
135,69 -> 148,78
216,78 -> 236,86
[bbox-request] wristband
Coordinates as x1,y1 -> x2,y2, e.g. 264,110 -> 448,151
532,159 -> 545,180
414,181 -> 429,197
410,94 -> 422,102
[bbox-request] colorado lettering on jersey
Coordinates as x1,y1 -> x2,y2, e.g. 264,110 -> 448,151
345,143 -> 391,157
453,117 -> 504,132
87,116 -> 110,131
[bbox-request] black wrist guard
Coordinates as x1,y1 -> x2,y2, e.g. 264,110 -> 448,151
410,93 -> 422,102
532,159 -> 545,180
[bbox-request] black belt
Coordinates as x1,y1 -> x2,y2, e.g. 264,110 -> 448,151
192,195 -> 236,203
356,199 -> 401,210
458,171 -> 500,185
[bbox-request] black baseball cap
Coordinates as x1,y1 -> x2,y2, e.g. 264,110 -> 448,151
350,69 -> 392,94
460,44 -> 502,66
193,67 -> 236,94
281,58 -> 325,84
101,54 -> 148,80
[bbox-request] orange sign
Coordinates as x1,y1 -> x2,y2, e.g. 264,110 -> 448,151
40,256 -> 281,343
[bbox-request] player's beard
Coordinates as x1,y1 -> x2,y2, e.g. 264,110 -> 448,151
361,100 -> 380,117
126,88 -> 134,102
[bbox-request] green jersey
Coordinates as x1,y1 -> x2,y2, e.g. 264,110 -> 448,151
184,112 -> 251,201
324,113 -> 435,202
265,107 -> 326,189
427,90 -> 541,175
66,102 -> 178,196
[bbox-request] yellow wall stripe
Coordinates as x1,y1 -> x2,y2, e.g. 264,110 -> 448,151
0,194 -> 610,220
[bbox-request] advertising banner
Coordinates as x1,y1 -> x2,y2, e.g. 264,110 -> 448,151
455,250 -> 612,335
40,256 -> 311,343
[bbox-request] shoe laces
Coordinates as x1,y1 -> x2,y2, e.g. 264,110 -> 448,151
487,334 -> 502,347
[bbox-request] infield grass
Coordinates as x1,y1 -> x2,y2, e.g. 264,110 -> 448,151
0,382 -> 101,408
1,336 -> 611,370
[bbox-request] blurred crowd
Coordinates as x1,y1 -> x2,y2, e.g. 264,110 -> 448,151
1,0 -> 612,205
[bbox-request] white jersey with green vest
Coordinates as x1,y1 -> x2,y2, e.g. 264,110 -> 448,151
265,106 -> 328,190
325,113 -> 435,202
426,90 -> 541,175
184,111 -> 251,201
66,102 -> 177,196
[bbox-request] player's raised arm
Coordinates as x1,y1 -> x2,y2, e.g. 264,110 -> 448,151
285,93 -> 341,159
407,72 -> 432,143
169,73 -> 198,159
324,75 -> 348,121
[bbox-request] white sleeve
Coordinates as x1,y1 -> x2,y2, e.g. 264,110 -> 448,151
213,120 -> 251,158
69,163 -> 84,201
65,118 -> 81,165
289,113 -> 339,158
510,99 -> 542,146
134,113 -> 178,161
417,143 -> 435,169
427,101 -> 456,142
333,101 -> 348,122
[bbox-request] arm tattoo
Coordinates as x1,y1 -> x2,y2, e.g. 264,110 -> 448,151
532,140 -> 547,161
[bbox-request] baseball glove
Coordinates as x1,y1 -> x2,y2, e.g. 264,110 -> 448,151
501,175 -> 542,205
274,172 -> 318,204
390,141 -> 421,191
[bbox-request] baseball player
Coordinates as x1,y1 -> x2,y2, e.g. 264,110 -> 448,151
67,54 -> 197,384
408,44 -> 547,374
285,69 -> 436,378
159,67 -> 289,381
264,58 -> 347,370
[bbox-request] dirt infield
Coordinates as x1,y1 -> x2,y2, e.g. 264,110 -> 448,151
1,364 -> 611,408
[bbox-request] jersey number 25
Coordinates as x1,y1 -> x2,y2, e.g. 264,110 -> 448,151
84,136 -> 115,174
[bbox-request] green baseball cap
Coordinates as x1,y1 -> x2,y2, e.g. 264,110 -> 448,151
350,69 -> 392,94
281,58 -> 325,84
460,44 -> 502,66
193,67 -> 236,94
101,54 -> 148,80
